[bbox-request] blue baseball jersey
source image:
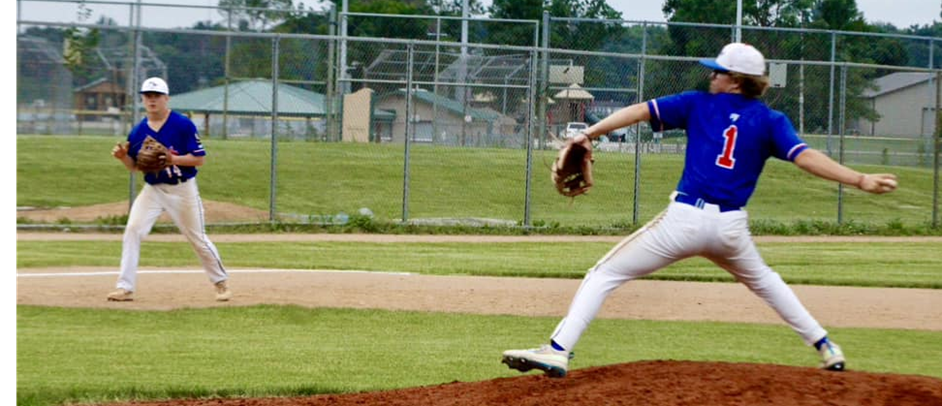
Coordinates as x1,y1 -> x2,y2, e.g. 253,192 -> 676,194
127,111 -> 206,185
648,91 -> 808,208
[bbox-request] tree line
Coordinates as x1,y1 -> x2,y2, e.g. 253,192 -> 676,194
19,0 -> 942,133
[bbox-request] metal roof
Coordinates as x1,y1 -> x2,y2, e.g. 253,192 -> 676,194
170,79 -> 326,117
363,50 -> 574,87
553,83 -> 595,100
863,72 -> 934,98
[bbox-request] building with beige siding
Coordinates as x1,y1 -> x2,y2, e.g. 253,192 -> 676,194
856,72 -> 937,137
373,88 -> 519,147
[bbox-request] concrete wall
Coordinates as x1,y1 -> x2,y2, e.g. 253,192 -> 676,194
342,88 -> 373,143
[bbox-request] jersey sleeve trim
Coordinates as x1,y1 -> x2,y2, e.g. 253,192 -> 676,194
786,143 -> 808,161
647,99 -> 664,132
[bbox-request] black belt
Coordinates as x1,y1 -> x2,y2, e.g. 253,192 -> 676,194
156,177 -> 189,185
673,193 -> 741,212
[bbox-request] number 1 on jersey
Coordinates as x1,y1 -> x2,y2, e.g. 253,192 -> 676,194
716,125 -> 737,169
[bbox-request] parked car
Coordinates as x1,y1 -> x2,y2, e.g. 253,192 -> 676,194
562,122 -> 588,139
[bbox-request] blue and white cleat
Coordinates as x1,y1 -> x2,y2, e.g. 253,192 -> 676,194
502,345 -> 571,378
819,340 -> 846,371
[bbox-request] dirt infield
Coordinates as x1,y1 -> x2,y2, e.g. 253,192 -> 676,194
98,361 -> 942,406
17,232 -> 942,406
16,200 -> 269,224
16,267 -> 942,330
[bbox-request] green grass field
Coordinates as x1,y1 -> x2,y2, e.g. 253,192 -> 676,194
802,134 -> 937,167
16,238 -> 942,406
16,305 -> 942,406
16,136 -> 940,228
15,135 -> 942,405
15,240 -> 942,288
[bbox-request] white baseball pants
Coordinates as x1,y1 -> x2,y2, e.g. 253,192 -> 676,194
550,199 -> 828,351
116,179 -> 228,292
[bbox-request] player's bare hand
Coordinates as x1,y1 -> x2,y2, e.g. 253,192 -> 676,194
112,142 -> 129,159
858,173 -> 898,194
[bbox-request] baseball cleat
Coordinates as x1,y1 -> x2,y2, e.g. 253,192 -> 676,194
214,280 -> 232,301
502,345 -> 571,378
819,341 -> 846,371
106,288 -> 134,302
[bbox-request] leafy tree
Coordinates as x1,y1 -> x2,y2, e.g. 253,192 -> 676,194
881,21 -> 942,66
487,0 -> 542,46
428,0 -> 486,16
487,0 -> 622,47
146,24 -> 228,94
900,22 -> 942,67
657,0 -> 744,98
811,0 -> 866,31
489,0 -> 543,20
271,8 -> 334,90
217,0 -> 301,31
227,37 -> 275,78
427,0 -> 490,45
547,0 -> 622,50
488,0 -> 626,106
588,24 -> 671,106
656,0 -> 896,137
346,0 -> 434,39
61,2 -> 100,79
276,9 -> 332,35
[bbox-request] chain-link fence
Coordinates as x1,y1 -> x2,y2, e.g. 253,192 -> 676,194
16,1 -> 942,229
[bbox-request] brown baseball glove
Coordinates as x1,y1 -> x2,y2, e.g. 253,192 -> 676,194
551,135 -> 594,197
135,135 -> 170,173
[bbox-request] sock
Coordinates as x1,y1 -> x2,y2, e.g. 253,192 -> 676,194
550,340 -> 566,352
814,336 -> 830,351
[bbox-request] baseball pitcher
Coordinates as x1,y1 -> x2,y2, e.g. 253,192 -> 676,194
503,43 -> 898,378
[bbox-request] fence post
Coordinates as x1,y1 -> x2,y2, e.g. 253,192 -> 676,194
222,2 -> 232,140
269,36 -> 280,223
524,48 -> 538,227
326,4 -> 336,142
16,0 -> 21,135
632,22 -> 648,225
929,39 -> 936,168
837,64 -> 847,225
933,71 -> 940,228
826,31 -> 836,156
127,0 -> 143,213
339,0 -> 349,96
538,11 -> 550,150
401,43 -> 415,223
432,17 -> 441,144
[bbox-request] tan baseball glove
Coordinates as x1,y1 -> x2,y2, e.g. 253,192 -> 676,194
135,135 -> 170,173
552,135 -> 594,197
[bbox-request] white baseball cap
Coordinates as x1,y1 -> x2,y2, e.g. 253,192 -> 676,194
140,77 -> 169,95
699,43 -> 766,76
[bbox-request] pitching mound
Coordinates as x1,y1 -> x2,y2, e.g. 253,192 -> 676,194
100,360 -> 942,406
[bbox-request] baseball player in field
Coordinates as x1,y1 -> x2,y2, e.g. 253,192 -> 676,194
108,77 -> 231,302
503,43 -> 898,377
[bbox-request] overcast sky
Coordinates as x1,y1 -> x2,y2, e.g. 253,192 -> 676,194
15,0 -> 942,30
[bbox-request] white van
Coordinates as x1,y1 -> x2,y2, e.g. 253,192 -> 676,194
563,122 -> 588,139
